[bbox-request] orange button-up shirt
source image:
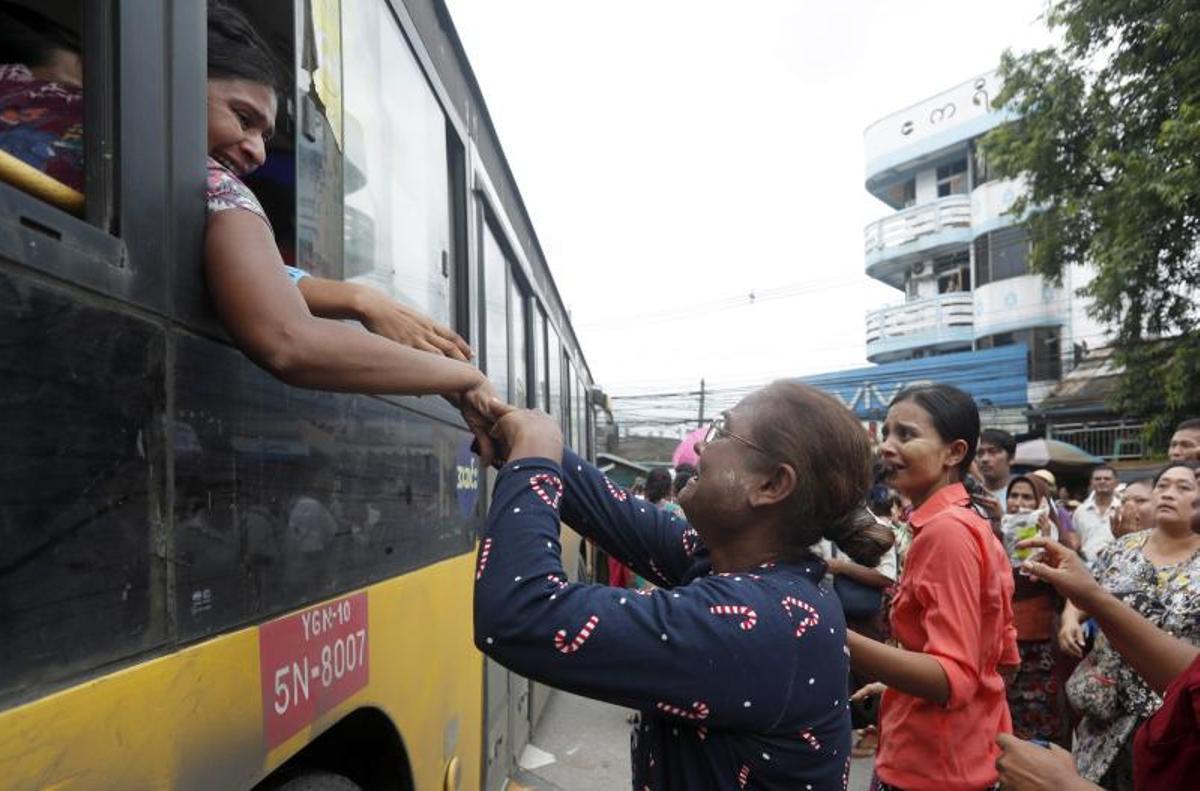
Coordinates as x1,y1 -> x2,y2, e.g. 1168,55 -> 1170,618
876,483 -> 1018,791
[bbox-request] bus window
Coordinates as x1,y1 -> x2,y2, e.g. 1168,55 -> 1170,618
564,361 -> 577,450
576,375 -> 589,459
0,2 -> 105,221
547,326 -> 562,420
532,307 -> 548,412
510,276 -> 528,406
295,0 -> 343,280
482,219 -> 510,400
342,0 -> 453,324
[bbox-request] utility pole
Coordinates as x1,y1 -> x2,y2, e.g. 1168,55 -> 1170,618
697,378 -> 706,428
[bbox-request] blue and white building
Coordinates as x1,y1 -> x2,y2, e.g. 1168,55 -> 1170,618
861,71 -> 1104,431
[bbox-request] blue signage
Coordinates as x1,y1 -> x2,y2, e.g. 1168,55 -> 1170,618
797,345 -> 1029,419
455,437 -> 481,518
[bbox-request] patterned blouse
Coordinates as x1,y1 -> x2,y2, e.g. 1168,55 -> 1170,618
206,156 -> 307,285
1073,530 -> 1200,782
475,449 -> 855,790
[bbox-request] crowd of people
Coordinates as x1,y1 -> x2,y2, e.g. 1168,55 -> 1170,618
586,405 -> 1200,790
474,394 -> 1200,791
6,4 -> 1200,790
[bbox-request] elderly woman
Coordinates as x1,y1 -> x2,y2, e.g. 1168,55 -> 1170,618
1057,462 -> 1200,789
474,382 -> 894,790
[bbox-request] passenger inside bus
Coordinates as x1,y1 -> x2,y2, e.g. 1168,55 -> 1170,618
0,3 -> 83,191
0,1 -> 499,459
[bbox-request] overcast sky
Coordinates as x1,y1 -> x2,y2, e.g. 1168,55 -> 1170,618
444,0 -> 1058,424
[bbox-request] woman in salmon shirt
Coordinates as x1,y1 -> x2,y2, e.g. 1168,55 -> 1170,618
848,383 -> 1018,791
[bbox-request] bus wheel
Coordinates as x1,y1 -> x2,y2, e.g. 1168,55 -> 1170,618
271,772 -> 362,791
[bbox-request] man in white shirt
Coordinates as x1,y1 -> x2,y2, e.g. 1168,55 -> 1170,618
977,428 -> 1016,503
1074,465 -> 1120,563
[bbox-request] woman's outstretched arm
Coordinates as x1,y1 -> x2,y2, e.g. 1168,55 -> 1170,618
296,276 -> 473,361
490,404 -> 701,588
205,209 -> 499,456
1022,536 -> 1199,694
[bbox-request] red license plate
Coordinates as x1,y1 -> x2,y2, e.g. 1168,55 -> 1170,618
259,592 -> 369,749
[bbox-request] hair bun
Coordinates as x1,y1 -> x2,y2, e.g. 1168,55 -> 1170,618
824,507 -> 894,568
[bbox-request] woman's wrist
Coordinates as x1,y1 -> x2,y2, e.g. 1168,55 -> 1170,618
1085,587 -> 1128,623
348,282 -> 379,323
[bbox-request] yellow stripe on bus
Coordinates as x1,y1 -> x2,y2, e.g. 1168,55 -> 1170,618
0,552 -> 483,791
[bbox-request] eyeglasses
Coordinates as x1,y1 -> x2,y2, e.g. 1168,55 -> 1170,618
703,414 -> 773,457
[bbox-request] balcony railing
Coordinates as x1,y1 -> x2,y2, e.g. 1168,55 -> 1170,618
864,194 -> 972,259
865,292 -> 975,360
1046,421 -> 1148,461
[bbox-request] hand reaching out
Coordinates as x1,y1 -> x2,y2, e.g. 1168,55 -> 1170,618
358,289 -> 473,361
1017,536 -> 1103,606
850,682 -> 886,702
1017,536 -> 1102,658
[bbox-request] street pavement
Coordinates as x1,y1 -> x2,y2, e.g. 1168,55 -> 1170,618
508,689 -> 873,790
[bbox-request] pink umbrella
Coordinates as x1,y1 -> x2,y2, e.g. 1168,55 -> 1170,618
673,426 -> 707,468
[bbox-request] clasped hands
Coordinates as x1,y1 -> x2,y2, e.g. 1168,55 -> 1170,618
452,380 -> 564,468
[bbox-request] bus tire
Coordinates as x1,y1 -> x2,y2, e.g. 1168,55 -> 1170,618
272,771 -> 362,791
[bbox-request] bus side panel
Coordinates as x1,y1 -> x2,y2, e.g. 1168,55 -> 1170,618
172,333 -> 478,641
0,270 -> 168,703
0,553 -> 482,791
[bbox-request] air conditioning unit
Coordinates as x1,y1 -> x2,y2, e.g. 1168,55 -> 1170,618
911,261 -> 926,276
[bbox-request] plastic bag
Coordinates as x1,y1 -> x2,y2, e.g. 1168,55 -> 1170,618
1000,506 -> 1056,568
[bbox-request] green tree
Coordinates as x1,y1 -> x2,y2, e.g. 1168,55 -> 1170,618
981,0 -> 1200,448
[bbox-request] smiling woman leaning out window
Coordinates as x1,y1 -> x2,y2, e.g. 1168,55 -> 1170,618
202,1 -> 497,454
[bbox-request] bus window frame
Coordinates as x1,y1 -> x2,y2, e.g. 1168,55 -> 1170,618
477,201 -> 512,396
532,305 -> 549,412
447,123 -> 472,345
546,321 -> 563,420
83,0 -> 116,231
508,271 -> 531,407
0,0 -> 144,307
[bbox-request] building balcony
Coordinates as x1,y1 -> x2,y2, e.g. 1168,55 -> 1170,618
865,70 -> 1014,198
864,194 -> 972,288
865,292 -> 975,363
971,176 -> 1026,236
973,274 -> 1065,339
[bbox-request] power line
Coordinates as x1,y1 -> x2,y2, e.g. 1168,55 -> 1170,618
573,274 -> 886,330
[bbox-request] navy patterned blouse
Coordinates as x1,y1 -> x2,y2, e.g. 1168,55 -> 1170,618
474,450 -> 853,790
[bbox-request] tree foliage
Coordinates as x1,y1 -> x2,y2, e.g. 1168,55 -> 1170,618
981,0 -> 1200,447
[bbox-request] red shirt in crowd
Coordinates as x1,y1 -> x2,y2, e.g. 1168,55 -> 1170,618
876,482 -> 1019,791
1133,652 -> 1200,789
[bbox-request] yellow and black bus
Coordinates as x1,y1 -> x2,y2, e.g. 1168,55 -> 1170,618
0,2 -> 601,788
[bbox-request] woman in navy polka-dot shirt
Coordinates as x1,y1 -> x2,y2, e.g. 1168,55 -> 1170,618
474,382 -> 894,790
